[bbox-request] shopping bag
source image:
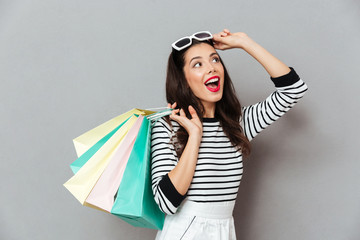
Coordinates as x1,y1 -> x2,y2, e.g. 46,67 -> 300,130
70,117 -> 130,174
64,108 -> 172,229
111,116 -> 165,230
85,115 -> 144,212
63,115 -> 138,205
73,108 -> 155,158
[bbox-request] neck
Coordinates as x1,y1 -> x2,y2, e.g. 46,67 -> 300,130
202,102 -> 216,118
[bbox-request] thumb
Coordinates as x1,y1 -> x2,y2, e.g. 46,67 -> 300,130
212,33 -> 222,41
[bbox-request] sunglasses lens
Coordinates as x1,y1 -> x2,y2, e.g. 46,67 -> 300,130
174,38 -> 191,48
194,32 -> 211,39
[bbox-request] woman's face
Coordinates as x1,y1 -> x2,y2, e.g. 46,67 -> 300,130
183,43 -> 225,111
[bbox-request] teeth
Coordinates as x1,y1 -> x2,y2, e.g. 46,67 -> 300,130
206,78 -> 219,84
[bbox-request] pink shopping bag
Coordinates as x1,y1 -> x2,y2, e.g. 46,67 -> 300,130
85,115 -> 144,212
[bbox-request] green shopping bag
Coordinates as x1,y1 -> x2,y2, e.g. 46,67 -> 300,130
111,116 -> 165,230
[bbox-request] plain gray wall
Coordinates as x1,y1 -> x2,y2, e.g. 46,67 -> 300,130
1,0 -> 359,239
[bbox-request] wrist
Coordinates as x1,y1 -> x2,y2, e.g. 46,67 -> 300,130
188,132 -> 202,144
241,37 -> 257,52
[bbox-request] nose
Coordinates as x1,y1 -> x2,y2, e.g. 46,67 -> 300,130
207,63 -> 216,73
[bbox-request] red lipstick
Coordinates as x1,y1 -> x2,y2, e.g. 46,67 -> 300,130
204,76 -> 220,92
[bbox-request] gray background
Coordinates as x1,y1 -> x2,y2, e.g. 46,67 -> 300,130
1,0 -> 359,239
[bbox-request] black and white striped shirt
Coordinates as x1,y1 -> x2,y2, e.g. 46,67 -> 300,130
151,68 -> 308,215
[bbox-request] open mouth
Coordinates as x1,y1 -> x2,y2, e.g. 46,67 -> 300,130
204,76 -> 220,92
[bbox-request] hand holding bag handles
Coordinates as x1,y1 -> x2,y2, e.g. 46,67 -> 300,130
64,108 -> 172,229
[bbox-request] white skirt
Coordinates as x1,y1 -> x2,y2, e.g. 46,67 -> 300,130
155,199 -> 236,240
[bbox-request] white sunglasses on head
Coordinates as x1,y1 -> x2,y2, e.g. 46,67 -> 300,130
171,31 -> 213,51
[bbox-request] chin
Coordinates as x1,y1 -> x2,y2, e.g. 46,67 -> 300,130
212,94 -> 223,103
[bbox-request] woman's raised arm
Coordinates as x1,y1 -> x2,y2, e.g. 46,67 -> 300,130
213,29 -> 290,78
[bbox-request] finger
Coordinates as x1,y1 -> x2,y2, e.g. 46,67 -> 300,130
172,102 -> 177,109
167,103 -> 171,108
212,36 -> 225,46
170,109 -> 179,119
223,28 -> 230,34
213,42 -> 227,50
213,33 -> 221,39
179,108 -> 186,117
169,114 -> 188,130
212,37 -> 222,45
220,29 -> 230,37
214,45 -> 225,50
188,105 -> 199,119
213,43 -> 220,49
169,113 -> 180,122
213,42 -> 221,48
170,112 -> 177,119
213,32 -> 228,40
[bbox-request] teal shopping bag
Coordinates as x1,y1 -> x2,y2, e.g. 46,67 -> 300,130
111,117 -> 165,230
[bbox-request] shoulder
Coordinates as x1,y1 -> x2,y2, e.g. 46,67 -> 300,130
152,117 -> 180,135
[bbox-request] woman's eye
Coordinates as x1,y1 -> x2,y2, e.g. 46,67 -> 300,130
194,62 -> 201,68
212,57 -> 219,63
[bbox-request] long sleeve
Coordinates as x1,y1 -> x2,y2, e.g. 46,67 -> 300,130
151,67 -> 308,215
151,119 -> 185,215
241,67 -> 308,141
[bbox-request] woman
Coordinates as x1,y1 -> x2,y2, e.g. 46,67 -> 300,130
151,29 -> 308,239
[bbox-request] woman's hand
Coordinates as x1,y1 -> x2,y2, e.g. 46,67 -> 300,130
212,29 -> 254,50
168,102 -> 202,141
166,103 -> 202,195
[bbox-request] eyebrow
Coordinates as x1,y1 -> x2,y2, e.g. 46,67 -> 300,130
189,52 -> 219,64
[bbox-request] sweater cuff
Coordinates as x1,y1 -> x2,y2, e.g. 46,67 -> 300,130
159,174 -> 186,207
270,67 -> 300,87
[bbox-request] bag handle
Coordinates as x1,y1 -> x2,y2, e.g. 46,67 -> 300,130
146,108 -> 173,126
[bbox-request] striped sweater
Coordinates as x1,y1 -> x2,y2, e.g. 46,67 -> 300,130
151,67 -> 308,215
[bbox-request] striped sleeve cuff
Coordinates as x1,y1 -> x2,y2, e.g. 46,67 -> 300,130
270,67 -> 300,87
159,174 -> 186,207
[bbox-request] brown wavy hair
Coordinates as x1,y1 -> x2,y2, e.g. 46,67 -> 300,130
166,39 -> 251,158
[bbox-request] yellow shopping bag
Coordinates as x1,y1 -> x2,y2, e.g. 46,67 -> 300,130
64,108 -> 172,212
73,108 -> 155,157
64,115 -> 139,205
